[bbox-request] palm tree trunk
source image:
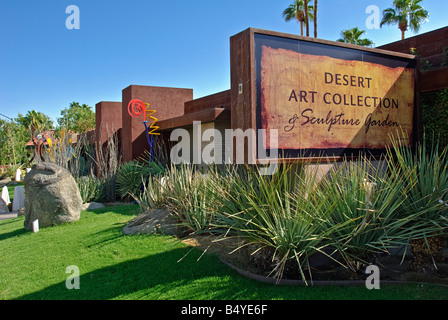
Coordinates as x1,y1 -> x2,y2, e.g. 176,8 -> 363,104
399,19 -> 408,40
304,1 -> 309,37
314,0 -> 318,38
300,21 -> 304,36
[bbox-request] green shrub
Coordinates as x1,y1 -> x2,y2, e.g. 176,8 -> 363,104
420,88 -> 448,152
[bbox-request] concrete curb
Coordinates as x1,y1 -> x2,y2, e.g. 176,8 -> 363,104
219,258 -> 448,288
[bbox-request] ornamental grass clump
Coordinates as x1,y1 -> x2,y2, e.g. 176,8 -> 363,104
387,134 -> 448,233
133,134 -> 448,281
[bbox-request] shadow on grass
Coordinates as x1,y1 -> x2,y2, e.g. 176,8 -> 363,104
0,205 -> 139,242
84,226 -> 130,249
85,204 -> 140,216
0,227 -> 28,242
16,246 -> 249,300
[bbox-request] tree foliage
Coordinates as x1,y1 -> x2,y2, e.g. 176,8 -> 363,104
57,102 -> 96,134
380,0 -> 429,40
0,102 -> 95,166
337,27 -> 374,47
0,118 -> 30,165
16,110 -> 54,135
282,0 -> 314,36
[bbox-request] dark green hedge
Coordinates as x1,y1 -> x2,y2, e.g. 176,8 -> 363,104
420,88 -> 448,151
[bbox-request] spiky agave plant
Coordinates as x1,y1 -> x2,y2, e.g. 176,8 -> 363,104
316,151 -> 447,273
116,161 -> 152,199
76,175 -> 101,204
161,163 -> 219,234
213,163 -> 340,284
386,133 -> 448,271
315,158 -> 421,271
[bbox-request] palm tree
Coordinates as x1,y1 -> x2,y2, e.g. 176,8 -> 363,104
304,0 -> 309,37
337,27 -> 374,47
380,0 -> 429,40
282,0 -> 314,36
313,0 -> 318,38
19,110 -> 54,137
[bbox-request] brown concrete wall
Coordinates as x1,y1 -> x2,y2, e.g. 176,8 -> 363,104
184,90 -> 231,114
169,121 -> 232,166
95,101 -> 123,148
121,85 -> 193,162
379,26 -> 448,92
378,26 -> 448,67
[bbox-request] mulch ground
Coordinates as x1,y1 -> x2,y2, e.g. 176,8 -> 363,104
182,234 -> 448,286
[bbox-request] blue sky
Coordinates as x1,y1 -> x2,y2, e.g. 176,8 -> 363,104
0,0 -> 446,124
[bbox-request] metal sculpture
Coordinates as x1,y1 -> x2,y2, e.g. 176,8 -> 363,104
127,99 -> 160,159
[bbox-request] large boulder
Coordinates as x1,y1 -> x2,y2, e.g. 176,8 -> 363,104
82,202 -> 105,211
24,163 -> 82,230
122,209 -> 181,236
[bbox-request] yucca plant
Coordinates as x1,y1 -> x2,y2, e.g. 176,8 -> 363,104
212,163 -> 340,284
116,161 -> 152,200
315,158 -> 430,272
76,175 -> 101,203
386,134 -> 448,271
131,163 -> 214,233
159,163 -> 219,234
133,174 -> 167,212
387,134 -> 448,221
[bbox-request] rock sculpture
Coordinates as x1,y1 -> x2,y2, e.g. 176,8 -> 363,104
23,163 -> 82,230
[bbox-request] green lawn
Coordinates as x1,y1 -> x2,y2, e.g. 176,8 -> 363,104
1,205 -> 447,300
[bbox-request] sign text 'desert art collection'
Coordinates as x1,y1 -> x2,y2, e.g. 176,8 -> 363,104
230,29 -> 418,162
